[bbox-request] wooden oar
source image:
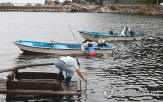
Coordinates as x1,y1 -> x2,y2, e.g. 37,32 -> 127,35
68,25 -> 80,44
130,30 -> 136,41
85,58 -> 87,89
68,25 -> 97,57
0,63 -> 54,73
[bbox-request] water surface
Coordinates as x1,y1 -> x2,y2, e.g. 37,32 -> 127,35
0,12 -> 163,102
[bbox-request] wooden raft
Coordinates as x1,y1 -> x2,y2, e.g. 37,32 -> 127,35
0,70 -> 81,95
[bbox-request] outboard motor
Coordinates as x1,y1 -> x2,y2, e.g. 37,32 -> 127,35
109,31 -> 113,35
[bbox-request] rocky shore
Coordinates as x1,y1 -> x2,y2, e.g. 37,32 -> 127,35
62,3 -> 163,15
0,3 -> 163,15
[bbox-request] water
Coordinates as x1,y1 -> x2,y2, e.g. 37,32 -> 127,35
0,12 -> 163,102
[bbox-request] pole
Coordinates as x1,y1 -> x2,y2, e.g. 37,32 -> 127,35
68,25 -> 80,44
85,58 -> 87,88
157,0 -> 159,5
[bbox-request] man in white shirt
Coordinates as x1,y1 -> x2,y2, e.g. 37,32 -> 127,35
81,41 -> 98,52
121,26 -> 129,36
54,56 -> 87,87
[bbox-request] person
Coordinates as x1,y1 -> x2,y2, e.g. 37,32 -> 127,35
120,26 -> 129,36
54,56 -> 87,87
81,41 -> 98,53
129,28 -> 135,36
98,39 -> 107,47
129,28 -> 136,40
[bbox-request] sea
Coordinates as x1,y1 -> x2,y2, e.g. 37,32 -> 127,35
0,12 -> 163,102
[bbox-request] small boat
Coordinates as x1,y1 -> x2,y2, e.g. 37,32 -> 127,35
14,40 -> 114,55
78,31 -> 142,41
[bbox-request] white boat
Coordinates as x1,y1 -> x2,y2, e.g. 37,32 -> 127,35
13,40 -> 115,55
78,31 -> 142,41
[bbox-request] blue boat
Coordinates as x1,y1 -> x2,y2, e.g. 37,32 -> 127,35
14,40 -> 114,55
78,31 -> 142,41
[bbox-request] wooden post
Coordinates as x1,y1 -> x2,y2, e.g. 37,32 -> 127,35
77,79 -> 81,92
85,58 -> 87,88
7,70 -> 18,80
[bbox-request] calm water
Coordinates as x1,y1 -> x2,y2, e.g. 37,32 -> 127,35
0,12 -> 163,102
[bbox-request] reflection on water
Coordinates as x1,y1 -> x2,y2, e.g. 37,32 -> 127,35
6,94 -> 81,102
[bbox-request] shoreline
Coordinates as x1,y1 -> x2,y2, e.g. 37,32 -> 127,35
0,4 -> 163,15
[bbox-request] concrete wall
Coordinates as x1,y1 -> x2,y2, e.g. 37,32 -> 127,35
0,6 -> 62,12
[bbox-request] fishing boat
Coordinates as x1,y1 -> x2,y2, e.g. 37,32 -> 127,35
0,63 -> 81,95
78,31 -> 142,41
14,40 -> 114,55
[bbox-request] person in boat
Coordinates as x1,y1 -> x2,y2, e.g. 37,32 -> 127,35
54,56 -> 87,87
81,41 -> 98,53
129,28 -> 135,36
120,26 -> 129,36
129,28 -> 136,40
98,39 -> 107,47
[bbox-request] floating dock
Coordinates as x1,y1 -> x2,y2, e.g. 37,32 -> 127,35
0,63 -> 81,95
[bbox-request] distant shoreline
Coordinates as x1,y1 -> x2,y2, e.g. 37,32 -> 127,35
0,4 -> 163,15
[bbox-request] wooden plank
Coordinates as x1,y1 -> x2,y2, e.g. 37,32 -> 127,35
6,94 -> 64,101
16,72 -> 61,80
7,80 -> 63,90
0,79 -> 81,95
62,81 -> 78,91
0,90 -> 81,95
0,79 -> 6,82
0,63 -> 54,73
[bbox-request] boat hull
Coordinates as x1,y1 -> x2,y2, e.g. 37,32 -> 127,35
79,32 -> 142,41
15,42 -> 114,55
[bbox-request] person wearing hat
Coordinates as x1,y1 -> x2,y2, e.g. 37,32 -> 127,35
98,39 -> 107,47
120,26 -> 129,36
54,56 -> 87,87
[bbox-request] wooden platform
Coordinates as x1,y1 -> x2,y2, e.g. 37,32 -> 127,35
0,71 -> 81,95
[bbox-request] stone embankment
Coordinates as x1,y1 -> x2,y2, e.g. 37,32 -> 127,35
0,6 -> 62,12
0,3 -> 163,15
62,3 -> 163,15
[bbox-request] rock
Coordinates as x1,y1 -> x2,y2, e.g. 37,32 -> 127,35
94,3 -> 117,13
62,4 -> 96,12
137,4 -> 161,15
108,3 -> 116,11
62,5 -> 72,12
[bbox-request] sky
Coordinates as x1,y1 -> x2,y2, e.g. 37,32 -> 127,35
0,0 -> 65,3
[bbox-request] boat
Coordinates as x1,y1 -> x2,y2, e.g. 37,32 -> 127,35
0,63 -> 81,95
13,40 -> 114,55
78,31 -> 142,41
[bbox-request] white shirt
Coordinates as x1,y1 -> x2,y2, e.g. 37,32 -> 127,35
60,56 -> 79,69
121,27 -> 128,36
83,41 -> 98,47
81,41 -> 98,51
